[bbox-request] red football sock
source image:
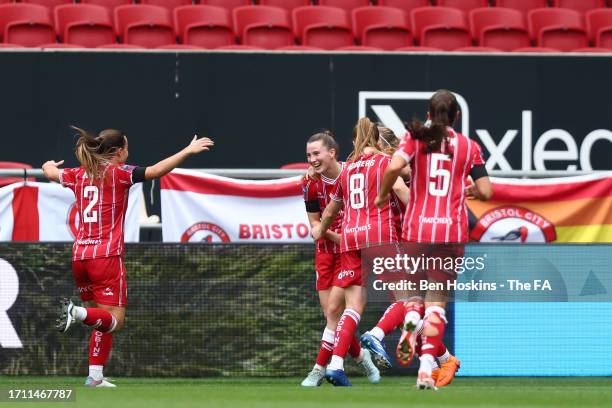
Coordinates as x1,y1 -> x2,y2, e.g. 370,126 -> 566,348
420,307 -> 447,359
375,301 -> 407,334
437,343 -> 447,358
347,335 -> 361,359
83,308 -> 117,333
333,309 -> 360,359
315,341 -> 334,367
89,330 -> 113,366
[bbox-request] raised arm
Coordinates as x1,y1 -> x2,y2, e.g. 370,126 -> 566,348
144,136 -> 214,181
42,160 -> 65,183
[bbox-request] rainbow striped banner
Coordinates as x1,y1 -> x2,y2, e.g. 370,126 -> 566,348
467,174 -> 612,243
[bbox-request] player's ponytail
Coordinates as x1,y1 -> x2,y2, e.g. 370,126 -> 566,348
377,126 -> 400,155
348,117 -> 379,161
307,130 -> 340,159
73,126 -> 127,179
409,89 -> 458,154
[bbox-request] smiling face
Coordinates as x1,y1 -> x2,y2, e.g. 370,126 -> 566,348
306,140 -> 336,175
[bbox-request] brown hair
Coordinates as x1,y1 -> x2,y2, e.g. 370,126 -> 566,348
348,117 -> 379,161
72,126 -> 127,178
408,89 -> 458,154
377,126 -> 400,155
307,130 -> 340,159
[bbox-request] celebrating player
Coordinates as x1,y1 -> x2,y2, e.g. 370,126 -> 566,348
42,127 -> 214,387
311,117 -> 409,386
374,90 -> 492,390
300,131 -> 380,386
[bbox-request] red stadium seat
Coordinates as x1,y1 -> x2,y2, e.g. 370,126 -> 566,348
512,46 -> 559,52
411,6 -> 470,50
570,47 -> 611,53
437,0 -> 488,14
97,43 -> 146,48
335,45 -> 383,51
528,8 -> 587,51
114,5 -> 175,48
470,7 -> 530,51
280,162 -> 310,170
293,6 -> 353,49
80,0 -> 132,11
0,162 -> 34,187
395,45 -> 443,51
233,5 -> 293,49
318,0 -> 370,14
378,0 -> 429,17
352,6 -> 412,50
493,0 -> 548,18
0,4 -> 55,47
454,46 -> 501,52
552,0 -> 606,16
54,4 -> 115,48
200,0 -> 251,13
215,44 -> 264,50
174,5 -> 234,48
156,43 -> 203,49
40,42 -> 84,48
276,45 -> 324,50
141,0 -> 193,12
586,9 -> 612,47
259,0 -> 311,14
20,0 -> 71,11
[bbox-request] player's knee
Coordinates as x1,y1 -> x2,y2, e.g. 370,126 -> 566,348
422,324 -> 439,337
326,303 -> 343,321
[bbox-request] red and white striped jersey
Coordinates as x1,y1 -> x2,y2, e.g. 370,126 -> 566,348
302,163 -> 345,254
331,153 -> 400,252
395,128 -> 485,243
60,164 -> 138,260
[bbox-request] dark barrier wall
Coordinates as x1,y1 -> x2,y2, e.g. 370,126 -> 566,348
0,243 -> 442,377
0,51 -> 610,171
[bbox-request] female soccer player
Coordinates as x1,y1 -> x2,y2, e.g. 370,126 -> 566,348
300,131 -> 379,386
42,127 -> 214,387
374,90 -> 492,390
311,117 -> 409,386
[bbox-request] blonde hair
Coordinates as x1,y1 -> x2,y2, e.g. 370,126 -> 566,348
348,117 -> 379,161
377,126 -> 400,155
73,126 -> 126,179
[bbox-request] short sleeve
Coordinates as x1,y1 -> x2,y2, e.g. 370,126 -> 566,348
59,168 -> 78,189
330,171 -> 344,203
472,142 -> 486,167
116,164 -> 138,186
301,177 -> 318,202
394,132 -> 416,163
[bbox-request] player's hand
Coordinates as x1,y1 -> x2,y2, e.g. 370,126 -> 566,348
311,224 -> 323,241
465,180 -> 477,200
43,160 -> 64,168
374,193 -> 389,208
325,231 -> 342,245
303,166 -> 319,181
186,135 -> 214,154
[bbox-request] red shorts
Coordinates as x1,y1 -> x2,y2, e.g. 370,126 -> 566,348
315,252 -> 341,291
72,256 -> 127,307
335,250 -> 364,288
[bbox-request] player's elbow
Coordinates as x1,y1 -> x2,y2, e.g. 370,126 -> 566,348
477,181 -> 493,201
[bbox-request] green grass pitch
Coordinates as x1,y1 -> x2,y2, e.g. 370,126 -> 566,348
1,377 -> 610,408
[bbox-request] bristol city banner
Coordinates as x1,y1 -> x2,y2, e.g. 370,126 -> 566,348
467,174 -> 612,243
160,169 -> 310,243
0,181 -> 142,242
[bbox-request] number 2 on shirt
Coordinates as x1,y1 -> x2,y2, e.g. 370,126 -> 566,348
83,185 -> 99,223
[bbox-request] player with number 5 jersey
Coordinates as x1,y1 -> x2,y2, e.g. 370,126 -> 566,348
42,126 -> 214,388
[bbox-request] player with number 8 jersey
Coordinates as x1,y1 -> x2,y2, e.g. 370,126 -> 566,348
42,126 -> 214,388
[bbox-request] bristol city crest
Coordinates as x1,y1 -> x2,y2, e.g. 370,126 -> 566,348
181,222 -> 231,243
470,206 -> 556,243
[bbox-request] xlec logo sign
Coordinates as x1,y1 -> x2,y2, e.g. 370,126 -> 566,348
359,91 -> 612,171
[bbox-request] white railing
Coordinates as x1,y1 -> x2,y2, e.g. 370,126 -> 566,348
0,168 -> 609,179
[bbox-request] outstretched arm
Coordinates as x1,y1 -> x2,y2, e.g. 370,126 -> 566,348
42,160 -> 65,183
375,155 -> 407,208
144,136 -> 214,181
